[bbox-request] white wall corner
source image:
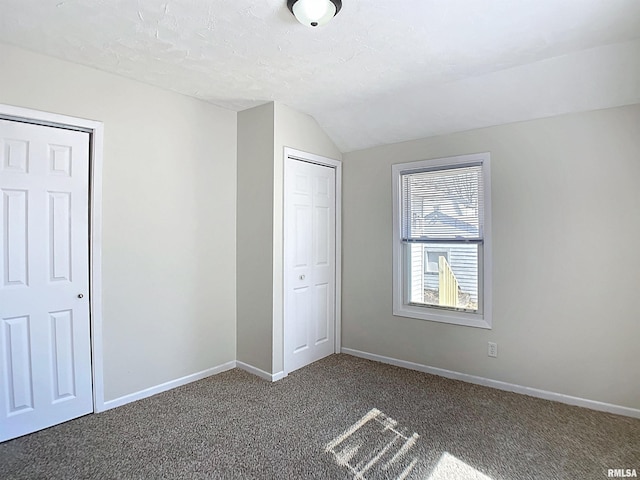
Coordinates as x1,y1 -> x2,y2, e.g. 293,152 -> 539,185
236,361 -> 285,382
102,361 -> 236,411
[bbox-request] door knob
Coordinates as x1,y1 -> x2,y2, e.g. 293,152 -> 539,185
299,275 -> 305,280
77,294 -> 84,299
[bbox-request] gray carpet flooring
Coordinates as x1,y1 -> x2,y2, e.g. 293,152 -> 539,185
1,354 -> 638,479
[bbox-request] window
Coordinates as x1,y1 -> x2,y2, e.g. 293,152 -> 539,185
392,153 -> 491,328
424,249 -> 449,274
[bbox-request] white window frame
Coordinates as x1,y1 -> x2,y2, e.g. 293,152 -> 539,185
392,152 -> 492,329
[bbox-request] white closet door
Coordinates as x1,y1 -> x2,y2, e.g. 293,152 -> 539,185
285,158 -> 336,374
0,119 -> 92,442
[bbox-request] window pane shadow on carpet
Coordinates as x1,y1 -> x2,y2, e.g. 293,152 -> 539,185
1,354 -> 638,479
325,408 -> 495,479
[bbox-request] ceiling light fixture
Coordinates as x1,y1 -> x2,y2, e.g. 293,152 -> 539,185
287,0 -> 342,27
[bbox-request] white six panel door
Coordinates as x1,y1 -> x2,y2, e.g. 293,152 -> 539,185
285,158 -> 336,374
0,119 -> 92,442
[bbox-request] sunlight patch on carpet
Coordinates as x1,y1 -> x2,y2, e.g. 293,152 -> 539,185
325,408 -> 419,479
427,452 -> 493,480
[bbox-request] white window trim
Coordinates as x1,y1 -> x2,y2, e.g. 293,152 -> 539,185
392,152 -> 492,329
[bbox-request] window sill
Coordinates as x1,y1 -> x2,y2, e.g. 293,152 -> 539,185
393,303 -> 491,329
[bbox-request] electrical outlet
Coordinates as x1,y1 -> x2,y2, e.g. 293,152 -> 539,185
488,342 -> 498,358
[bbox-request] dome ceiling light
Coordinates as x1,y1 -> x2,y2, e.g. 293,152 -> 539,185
287,0 -> 342,27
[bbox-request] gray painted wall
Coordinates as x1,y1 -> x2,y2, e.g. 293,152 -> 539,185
342,104 -> 640,410
236,103 -> 275,373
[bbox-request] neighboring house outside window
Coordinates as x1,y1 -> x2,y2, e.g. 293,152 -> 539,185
424,249 -> 449,274
392,153 -> 492,329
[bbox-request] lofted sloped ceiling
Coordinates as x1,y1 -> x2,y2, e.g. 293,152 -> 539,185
0,0 -> 639,152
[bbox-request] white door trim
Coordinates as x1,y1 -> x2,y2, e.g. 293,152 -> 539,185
0,103 -> 105,413
283,147 -> 342,375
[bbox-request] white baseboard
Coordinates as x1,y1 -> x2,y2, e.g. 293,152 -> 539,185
101,361 -> 236,411
236,361 -> 285,382
341,348 -> 640,419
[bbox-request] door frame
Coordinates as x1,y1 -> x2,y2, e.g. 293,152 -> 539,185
282,147 -> 342,376
0,103 -> 105,413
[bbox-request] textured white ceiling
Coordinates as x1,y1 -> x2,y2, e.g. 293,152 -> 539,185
0,0 -> 639,152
